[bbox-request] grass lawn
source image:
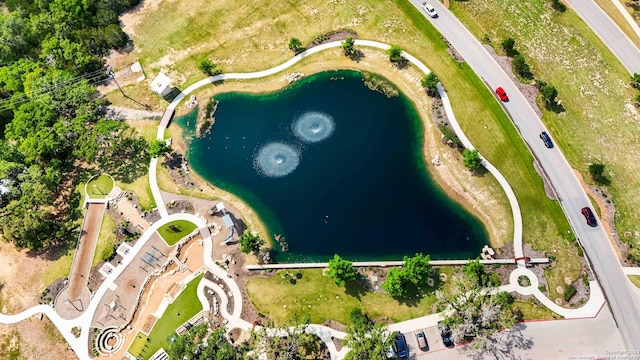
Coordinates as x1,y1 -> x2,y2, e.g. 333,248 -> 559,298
41,250 -> 75,286
449,0 -> 640,263
86,174 -> 114,200
512,299 -> 562,321
157,220 -> 198,246
92,214 -> 117,267
628,275 -> 640,289
117,174 -> 156,211
246,268 -> 456,326
127,119 -> 161,143
128,273 -> 204,359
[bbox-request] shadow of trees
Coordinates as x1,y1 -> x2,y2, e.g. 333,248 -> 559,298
464,323 -> 533,360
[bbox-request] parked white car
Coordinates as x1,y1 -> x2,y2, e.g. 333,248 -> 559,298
422,2 -> 438,18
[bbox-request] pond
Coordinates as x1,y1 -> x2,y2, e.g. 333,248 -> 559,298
176,70 -> 488,262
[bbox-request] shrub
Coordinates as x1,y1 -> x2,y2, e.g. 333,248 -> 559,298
438,124 -> 461,148
501,37 -> 518,57
386,45 -> 404,62
563,284 -> 577,301
197,59 -> 221,76
551,0 -> 567,12
101,245 -> 115,262
512,55 -> 533,79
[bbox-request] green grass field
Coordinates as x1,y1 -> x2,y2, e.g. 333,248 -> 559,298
157,220 -> 198,246
449,0 -> 640,262
117,174 -> 156,211
86,174 -> 114,199
628,275 -> 640,289
246,268 -> 456,326
92,214 -> 117,267
128,274 -> 204,359
512,299 -> 562,321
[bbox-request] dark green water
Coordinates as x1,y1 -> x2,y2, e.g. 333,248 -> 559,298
177,70 -> 487,262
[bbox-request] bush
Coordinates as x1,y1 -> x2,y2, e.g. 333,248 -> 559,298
386,45 -> 404,62
438,124 -> 461,147
101,245 -> 115,262
512,55 -> 533,79
197,59 -> 221,76
501,37 -> 518,57
563,284 -> 577,301
551,0 -> 567,12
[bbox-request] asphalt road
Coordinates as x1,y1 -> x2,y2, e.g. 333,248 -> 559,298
409,0 -> 640,350
420,307 -> 625,359
563,0 -> 640,74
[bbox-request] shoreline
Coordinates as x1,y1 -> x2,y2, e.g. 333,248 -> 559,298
163,47 -> 512,255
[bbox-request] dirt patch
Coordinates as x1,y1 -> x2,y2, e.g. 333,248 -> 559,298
0,242 -> 76,358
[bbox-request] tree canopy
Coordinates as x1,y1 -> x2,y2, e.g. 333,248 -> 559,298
386,45 -> 404,62
462,149 -> 483,170
421,73 -> 440,97
167,323 -> 238,360
381,253 -> 432,298
344,308 -> 393,360
326,254 -> 357,287
341,36 -> 355,56
239,231 -> 264,254
0,0 -> 149,250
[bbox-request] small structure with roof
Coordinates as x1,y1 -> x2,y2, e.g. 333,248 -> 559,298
150,73 -> 172,97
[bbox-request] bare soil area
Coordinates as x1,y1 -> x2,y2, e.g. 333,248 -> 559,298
0,242 -> 77,358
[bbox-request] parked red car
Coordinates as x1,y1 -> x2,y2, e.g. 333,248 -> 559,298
495,87 -> 509,101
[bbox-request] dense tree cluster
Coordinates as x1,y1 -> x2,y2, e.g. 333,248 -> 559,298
343,308 -> 392,360
0,0 -> 152,250
381,253 -> 432,298
436,260 -> 517,350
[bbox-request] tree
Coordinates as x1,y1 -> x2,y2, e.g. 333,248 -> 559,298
551,0 -> 567,12
239,231 -> 264,254
381,267 -> 407,298
341,36 -> 355,56
326,254 -> 356,287
344,309 -> 392,360
462,149 -> 482,170
436,275 -> 519,350
588,162 -> 609,185
402,253 -> 431,285
197,59 -> 221,76
288,37 -> 302,53
386,45 -> 404,62
462,259 -> 487,287
539,83 -> 558,105
512,54 -> 532,79
148,139 -> 171,158
420,73 -> 440,97
500,37 -> 518,57
630,73 -> 640,89
167,323 -> 239,360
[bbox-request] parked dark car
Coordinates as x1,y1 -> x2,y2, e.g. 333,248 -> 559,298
582,207 -> 597,227
416,330 -> 429,351
395,332 -> 409,358
540,131 -> 554,148
438,322 -> 454,347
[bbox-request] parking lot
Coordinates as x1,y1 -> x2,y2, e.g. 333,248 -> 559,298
399,325 -> 450,358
